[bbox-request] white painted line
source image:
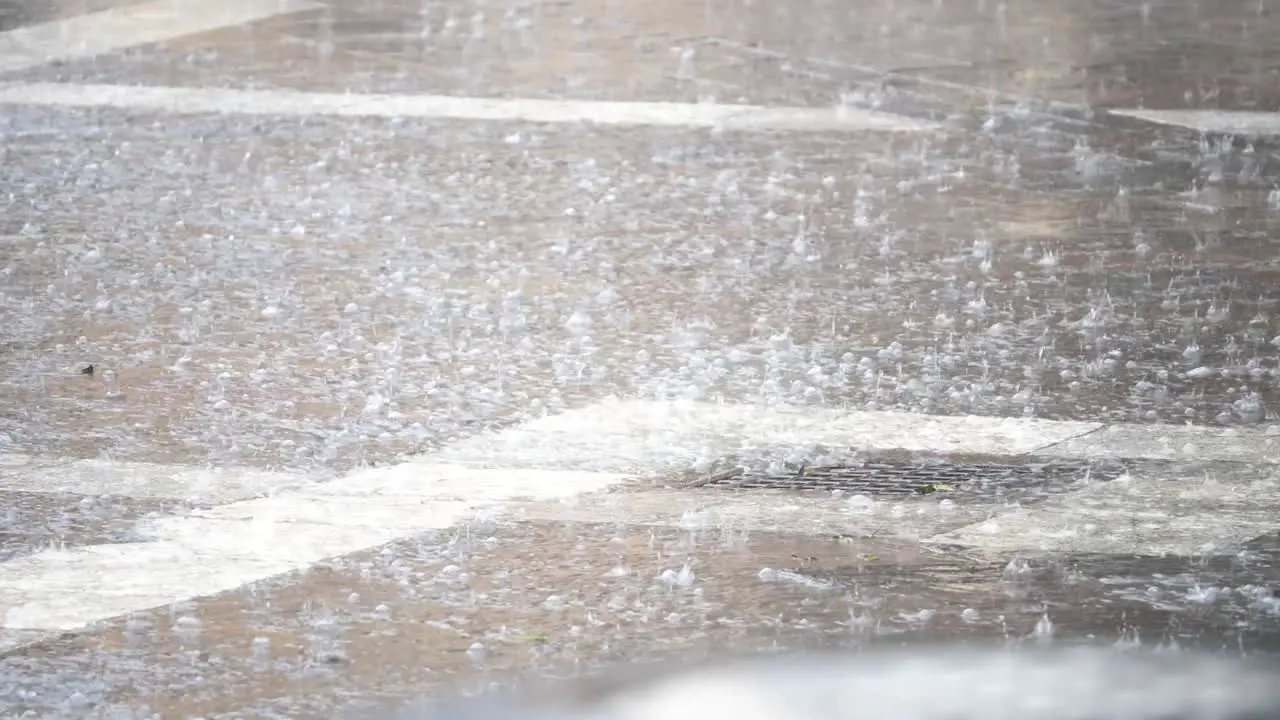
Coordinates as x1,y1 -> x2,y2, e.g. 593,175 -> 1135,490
0,454 -> 311,504
1109,108 -> 1280,136
3,400 -> 1280,637
1035,423 -> 1280,464
0,82 -> 942,132
927,463 -> 1280,555
427,399 -> 1103,474
0,461 -> 626,631
0,0 -> 319,76
3,402 -> 1278,504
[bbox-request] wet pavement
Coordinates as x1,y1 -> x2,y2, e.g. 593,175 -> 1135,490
2,0 -> 1280,716
5,519 -> 1280,718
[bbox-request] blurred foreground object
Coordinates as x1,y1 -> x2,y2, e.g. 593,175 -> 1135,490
385,646 -> 1280,720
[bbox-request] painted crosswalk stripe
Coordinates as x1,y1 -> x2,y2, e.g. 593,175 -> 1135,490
0,464 -> 625,632
0,82 -> 941,132
4,401 -> 1280,502
0,0 -> 319,75
1108,108 -> 1280,136
421,399 -> 1280,470
2,399 -> 1279,640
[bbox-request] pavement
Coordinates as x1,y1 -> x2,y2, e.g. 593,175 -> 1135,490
2,0 -> 1280,717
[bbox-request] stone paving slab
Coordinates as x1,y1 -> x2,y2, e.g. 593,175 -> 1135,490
699,0 -> 1280,112
0,104 -> 951,468
4,86 -> 1280,469
1,399 -> 1277,649
21,0 -> 1280,117
5,6 -> 801,104
3,517 -> 1277,718
4,0 -> 1280,716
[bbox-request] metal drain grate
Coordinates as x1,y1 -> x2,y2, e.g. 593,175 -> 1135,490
680,454 -> 1129,498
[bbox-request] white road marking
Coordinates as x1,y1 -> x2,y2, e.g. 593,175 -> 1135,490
426,399 -> 1280,470
929,462 -> 1280,556
3,401 -> 1280,502
427,399 -> 1103,473
2,399 -> 1279,637
0,0 -> 319,76
1,461 -> 626,631
1108,108 -> 1280,136
1034,423 -> 1280,464
0,455 -> 311,504
0,82 -> 942,132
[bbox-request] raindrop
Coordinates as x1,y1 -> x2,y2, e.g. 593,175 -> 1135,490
251,636 -> 271,658
565,310 -> 592,336
364,393 -> 387,416
1032,613 -> 1055,641
660,562 -> 696,587
897,608 -> 936,625
173,615 -> 202,642
1002,557 -> 1033,581
1233,393 -> 1267,424
1186,586 -> 1222,604
846,494 -> 875,513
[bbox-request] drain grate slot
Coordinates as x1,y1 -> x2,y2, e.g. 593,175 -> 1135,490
679,453 -> 1130,498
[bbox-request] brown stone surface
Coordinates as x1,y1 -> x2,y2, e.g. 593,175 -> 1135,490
0,519 -> 1033,717
6,513 -> 1275,717
4,0 -> 1280,715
